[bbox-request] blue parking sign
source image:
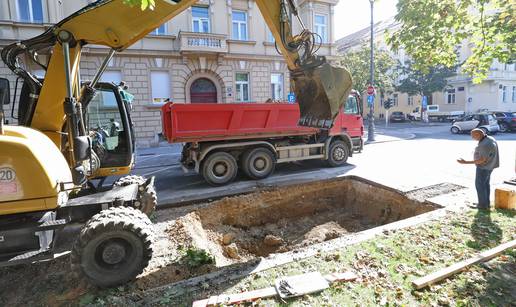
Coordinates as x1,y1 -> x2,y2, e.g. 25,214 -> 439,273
367,95 -> 374,107
288,93 -> 296,103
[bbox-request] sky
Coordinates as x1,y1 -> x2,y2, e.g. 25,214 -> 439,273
334,0 -> 398,40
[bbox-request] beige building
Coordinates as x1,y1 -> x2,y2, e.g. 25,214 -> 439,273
0,0 -> 340,147
336,18 -> 516,119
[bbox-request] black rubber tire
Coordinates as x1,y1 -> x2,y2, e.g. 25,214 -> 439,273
71,206 -> 154,288
114,175 -> 156,216
499,123 -> 509,133
450,126 -> 460,134
327,140 -> 349,167
241,147 -> 276,180
202,152 -> 238,186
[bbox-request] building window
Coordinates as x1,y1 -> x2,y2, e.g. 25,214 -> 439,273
151,24 -> 167,35
407,96 -> 414,106
151,71 -> 171,104
232,10 -> 248,40
447,89 -> 456,104
17,0 -> 43,23
502,86 -> 507,103
235,73 -> 250,102
314,14 -> 328,43
393,93 -> 398,106
99,71 -> 122,107
512,86 -> 516,103
192,6 -> 210,33
271,73 -> 283,100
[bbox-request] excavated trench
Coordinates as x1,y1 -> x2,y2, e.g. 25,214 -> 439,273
168,177 -> 441,266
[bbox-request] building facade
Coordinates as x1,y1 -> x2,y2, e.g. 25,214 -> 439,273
336,18 -> 516,119
0,0 -> 340,147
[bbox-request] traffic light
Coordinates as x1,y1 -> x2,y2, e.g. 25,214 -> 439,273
384,99 -> 393,110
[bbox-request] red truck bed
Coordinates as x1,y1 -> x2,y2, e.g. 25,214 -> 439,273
161,103 -> 319,143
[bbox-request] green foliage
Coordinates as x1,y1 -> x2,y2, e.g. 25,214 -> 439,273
339,46 -> 398,97
122,0 -> 155,10
388,0 -> 515,83
181,248 -> 215,268
396,62 -> 456,98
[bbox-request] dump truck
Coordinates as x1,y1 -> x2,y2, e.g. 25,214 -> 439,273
162,93 -> 363,186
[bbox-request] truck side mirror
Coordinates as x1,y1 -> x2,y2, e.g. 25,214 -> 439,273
0,78 -> 10,105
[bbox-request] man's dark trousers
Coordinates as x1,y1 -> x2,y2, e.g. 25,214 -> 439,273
475,167 -> 493,208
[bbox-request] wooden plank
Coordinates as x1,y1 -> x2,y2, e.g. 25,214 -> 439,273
412,239 -> 516,289
192,271 -> 357,306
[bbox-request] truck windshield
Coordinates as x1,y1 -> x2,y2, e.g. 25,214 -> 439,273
344,96 -> 358,114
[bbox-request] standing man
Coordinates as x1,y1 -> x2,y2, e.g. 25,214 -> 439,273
457,128 -> 500,209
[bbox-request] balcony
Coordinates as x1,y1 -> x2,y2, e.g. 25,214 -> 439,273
179,31 -> 228,54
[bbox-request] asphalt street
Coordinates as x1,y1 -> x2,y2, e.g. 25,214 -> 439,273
128,122 -> 516,206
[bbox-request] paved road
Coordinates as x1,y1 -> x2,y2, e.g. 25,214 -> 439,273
128,122 -> 515,206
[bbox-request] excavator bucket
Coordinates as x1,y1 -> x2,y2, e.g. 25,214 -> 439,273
293,63 -> 352,129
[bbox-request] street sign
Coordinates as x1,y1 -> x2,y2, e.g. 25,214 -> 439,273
287,93 -> 296,103
367,85 -> 375,96
367,95 -> 374,107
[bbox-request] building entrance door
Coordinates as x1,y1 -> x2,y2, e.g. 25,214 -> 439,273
190,78 -> 217,103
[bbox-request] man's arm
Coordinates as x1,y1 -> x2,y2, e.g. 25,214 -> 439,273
457,157 -> 488,165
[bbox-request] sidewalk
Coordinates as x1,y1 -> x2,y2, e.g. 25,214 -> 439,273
363,130 -> 415,144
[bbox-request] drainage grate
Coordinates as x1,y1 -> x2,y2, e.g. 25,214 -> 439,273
405,183 -> 467,202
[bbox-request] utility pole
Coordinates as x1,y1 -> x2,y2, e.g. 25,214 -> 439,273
367,0 -> 376,142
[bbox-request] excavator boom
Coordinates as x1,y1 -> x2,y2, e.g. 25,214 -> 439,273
3,0 -> 351,135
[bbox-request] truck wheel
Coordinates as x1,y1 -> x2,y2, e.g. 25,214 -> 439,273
241,147 -> 276,180
202,152 -> 238,186
114,175 -> 156,216
327,140 -> 349,167
71,206 -> 153,288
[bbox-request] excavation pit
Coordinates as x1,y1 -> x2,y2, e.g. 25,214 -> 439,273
169,177 -> 441,265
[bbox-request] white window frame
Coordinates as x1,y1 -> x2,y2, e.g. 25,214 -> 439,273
16,0 -> 44,23
192,6 -> 210,33
150,71 -> 171,104
235,72 -> 250,102
271,73 -> 283,101
447,89 -> 456,104
512,86 -> 516,103
232,10 -> 248,41
408,96 -> 414,106
314,13 -> 328,43
151,24 -> 167,35
502,86 -> 507,103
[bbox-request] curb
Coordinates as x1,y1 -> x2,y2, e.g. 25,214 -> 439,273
364,133 -> 416,145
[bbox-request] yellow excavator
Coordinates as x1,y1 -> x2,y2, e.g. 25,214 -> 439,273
0,0 -> 352,287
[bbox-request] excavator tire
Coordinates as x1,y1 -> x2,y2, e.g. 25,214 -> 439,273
114,175 -> 157,216
70,206 -> 154,288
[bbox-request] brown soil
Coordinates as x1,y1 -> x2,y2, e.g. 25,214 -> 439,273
167,178 -> 439,265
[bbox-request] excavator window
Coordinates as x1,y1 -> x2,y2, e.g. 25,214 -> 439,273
85,83 -> 132,168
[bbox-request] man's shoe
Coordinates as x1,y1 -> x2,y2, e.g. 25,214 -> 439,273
467,203 -> 490,210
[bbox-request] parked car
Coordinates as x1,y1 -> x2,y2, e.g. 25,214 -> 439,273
389,111 -> 406,122
493,111 -> 516,132
450,113 -> 500,134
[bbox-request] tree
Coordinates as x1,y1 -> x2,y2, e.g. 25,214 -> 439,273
339,46 -> 398,98
123,0 -> 155,10
395,62 -> 456,104
387,0 -> 515,84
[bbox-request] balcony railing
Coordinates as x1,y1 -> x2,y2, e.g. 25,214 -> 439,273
179,31 -> 228,53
